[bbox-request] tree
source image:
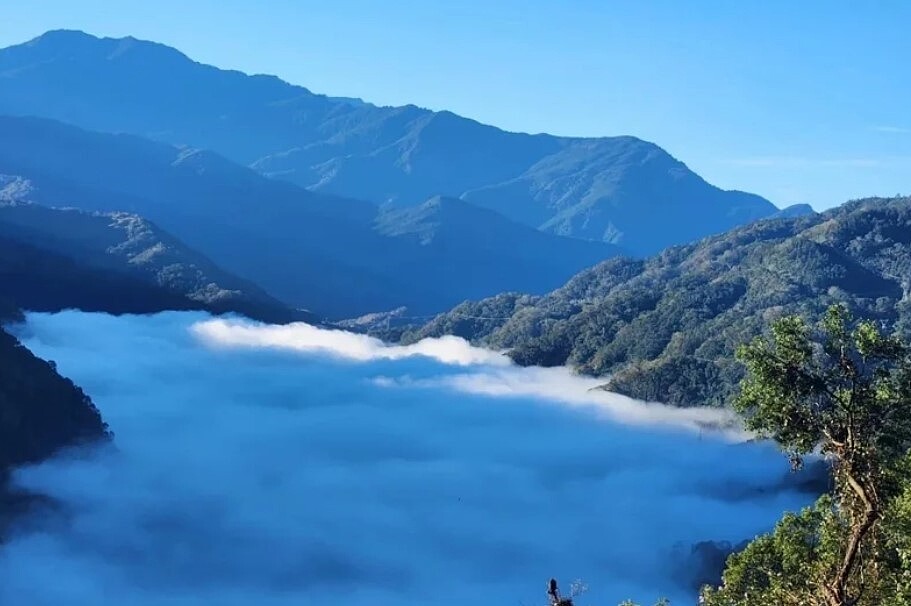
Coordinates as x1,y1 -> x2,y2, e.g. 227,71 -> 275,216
701,305 -> 911,606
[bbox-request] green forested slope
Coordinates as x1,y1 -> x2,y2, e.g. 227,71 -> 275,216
405,197 -> 911,407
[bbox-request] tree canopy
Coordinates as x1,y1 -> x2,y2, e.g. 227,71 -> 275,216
702,305 -> 911,605
618,305 -> 911,606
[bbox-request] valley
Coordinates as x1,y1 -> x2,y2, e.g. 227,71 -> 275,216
0,12 -> 907,605
1,310 -> 814,605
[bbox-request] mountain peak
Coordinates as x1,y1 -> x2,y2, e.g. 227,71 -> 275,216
773,203 -> 817,218
27,29 -> 97,46
16,29 -> 192,65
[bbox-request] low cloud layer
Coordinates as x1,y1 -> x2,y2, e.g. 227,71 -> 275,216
2,311 -> 814,605
195,317 -> 737,434
192,317 -> 508,366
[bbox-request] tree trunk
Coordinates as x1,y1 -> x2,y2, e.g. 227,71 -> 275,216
824,472 -> 878,606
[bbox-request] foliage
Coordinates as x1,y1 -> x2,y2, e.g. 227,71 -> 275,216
612,306 -> 911,606
700,305 -> 911,606
702,464 -> 911,606
407,197 -> 911,407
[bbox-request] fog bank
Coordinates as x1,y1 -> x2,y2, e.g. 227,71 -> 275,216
1,311 -> 813,605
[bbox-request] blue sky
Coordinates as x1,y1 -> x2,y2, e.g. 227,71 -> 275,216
2,0 -> 909,209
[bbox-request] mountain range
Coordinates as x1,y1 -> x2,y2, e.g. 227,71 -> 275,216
0,114 -> 619,318
0,30 -> 791,256
402,196 -> 911,407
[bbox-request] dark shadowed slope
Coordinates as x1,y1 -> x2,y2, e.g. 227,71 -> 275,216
0,311 -> 110,534
0,321 -> 108,535
0,30 -> 778,255
0,326 -> 108,475
0,236 -> 228,318
404,197 -> 911,407
0,182 -> 308,323
0,116 -> 619,318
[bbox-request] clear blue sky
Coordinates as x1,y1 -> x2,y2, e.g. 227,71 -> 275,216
2,0 -> 909,209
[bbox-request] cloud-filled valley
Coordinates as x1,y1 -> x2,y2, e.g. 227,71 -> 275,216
2,311 -> 815,605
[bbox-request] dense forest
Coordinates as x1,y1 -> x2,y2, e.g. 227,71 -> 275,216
0,326 -> 109,472
404,197 -> 911,407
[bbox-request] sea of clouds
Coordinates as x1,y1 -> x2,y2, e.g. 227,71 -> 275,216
1,311 -> 815,605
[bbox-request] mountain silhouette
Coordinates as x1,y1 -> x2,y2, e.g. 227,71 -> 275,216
0,30 -> 779,255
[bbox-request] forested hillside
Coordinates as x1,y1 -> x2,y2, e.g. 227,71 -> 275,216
0,323 -> 110,534
405,197 -> 911,407
0,327 -> 109,473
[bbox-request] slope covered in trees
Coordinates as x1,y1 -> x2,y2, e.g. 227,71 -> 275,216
0,327 -> 108,474
0,323 -> 110,534
405,197 -> 911,407
0,236 -> 214,317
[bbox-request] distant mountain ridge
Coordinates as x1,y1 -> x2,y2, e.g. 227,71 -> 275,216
0,115 -> 620,318
0,30 -> 780,255
772,203 -> 816,219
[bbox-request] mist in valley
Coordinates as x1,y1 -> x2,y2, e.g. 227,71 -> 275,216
2,311 -> 815,605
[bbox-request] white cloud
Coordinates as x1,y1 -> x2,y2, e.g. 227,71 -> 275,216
191,317 -> 509,366
872,125 -> 909,134
374,367 -> 739,436
193,317 -> 737,435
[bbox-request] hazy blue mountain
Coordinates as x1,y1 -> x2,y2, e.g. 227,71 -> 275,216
458,137 -> 776,250
0,30 -> 779,255
0,116 -> 618,318
771,203 -> 816,219
375,195 -> 618,265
